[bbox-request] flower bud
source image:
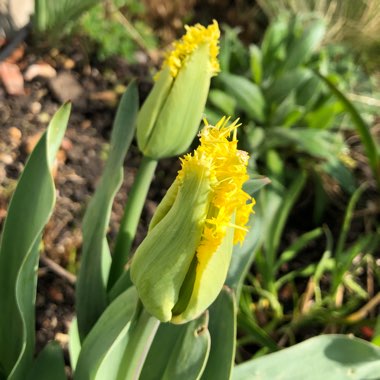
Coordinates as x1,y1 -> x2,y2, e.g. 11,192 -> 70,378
131,118 -> 255,323
137,21 -> 220,159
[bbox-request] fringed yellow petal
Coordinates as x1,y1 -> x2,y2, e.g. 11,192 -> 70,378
161,20 -> 220,78
176,117 -> 255,264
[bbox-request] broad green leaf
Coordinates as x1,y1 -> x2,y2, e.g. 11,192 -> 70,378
26,342 -> 66,380
208,89 -> 236,117
261,19 -> 288,76
69,318 -> 81,371
283,19 -> 325,70
265,127 -> 347,162
140,314 -> 210,380
0,103 -> 71,380
76,82 -> 138,340
264,68 -> 312,106
232,335 -> 380,380
242,176 -> 271,196
321,158 -> 356,194
296,75 -> 324,110
249,44 -> 262,85
201,288 -> 236,380
219,73 -> 266,123
74,287 -> 138,380
108,269 -> 134,303
226,205 -> 262,299
305,101 -> 344,129
317,72 -> 380,189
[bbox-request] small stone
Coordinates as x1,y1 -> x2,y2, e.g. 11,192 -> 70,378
24,63 -> 57,81
0,153 -> 13,165
63,58 -> 75,70
25,132 -> 43,154
37,112 -> 50,124
8,127 -> 22,145
55,332 -> 69,345
80,119 -> 91,129
30,101 -> 42,114
61,138 -> 73,151
0,62 -> 24,95
49,71 -> 84,103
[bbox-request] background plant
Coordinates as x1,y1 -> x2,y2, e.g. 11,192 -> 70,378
205,12 -> 380,364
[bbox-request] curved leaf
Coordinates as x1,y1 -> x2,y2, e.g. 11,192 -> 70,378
76,82 -> 138,340
0,103 -> 71,380
219,73 -> 266,123
201,288 -> 236,380
140,313 -> 210,380
74,287 -> 138,380
232,335 -> 380,380
26,342 -> 66,380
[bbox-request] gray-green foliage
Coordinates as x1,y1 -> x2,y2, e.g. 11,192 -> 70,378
233,334 -> 380,380
0,103 -> 71,379
207,15 -> 380,196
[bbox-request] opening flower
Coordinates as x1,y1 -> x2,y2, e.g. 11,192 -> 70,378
131,117 -> 255,323
136,21 -> 221,159
161,20 -> 220,78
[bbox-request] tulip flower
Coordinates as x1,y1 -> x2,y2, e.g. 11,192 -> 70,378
131,117 -> 255,323
136,21 -> 220,159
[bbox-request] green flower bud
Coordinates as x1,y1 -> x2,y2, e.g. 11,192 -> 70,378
136,21 -> 220,159
131,118 -> 255,323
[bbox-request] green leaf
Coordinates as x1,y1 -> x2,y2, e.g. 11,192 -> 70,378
226,204 -> 263,299
305,101 -> 344,129
242,176 -> 271,196
140,314 -> 210,380
283,19 -> 325,70
249,44 -> 262,85
34,0 -> 99,36
0,103 -> 71,380
74,287 -> 138,380
264,68 -> 312,106
261,19 -> 288,76
26,342 -> 66,380
219,73 -> 266,123
232,335 -> 380,380
265,171 -> 307,272
316,72 -> 380,189
76,82 -> 138,340
201,288 -> 236,380
208,89 -> 236,117
68,318 -> 81,371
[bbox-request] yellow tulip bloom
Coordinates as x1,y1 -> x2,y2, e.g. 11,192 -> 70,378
136,21 -> 220,159
131,117 -> 255,323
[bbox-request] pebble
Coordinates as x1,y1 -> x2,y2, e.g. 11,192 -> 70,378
0,153 -> 13,165
8,127 -> 22,146
30,101 -> 42,114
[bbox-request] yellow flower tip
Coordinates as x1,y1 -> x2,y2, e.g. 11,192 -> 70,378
177,117 -> 255,262
161,20 -> 221,78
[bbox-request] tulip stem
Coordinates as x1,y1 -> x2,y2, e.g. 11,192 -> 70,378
108,155 -> 158,289
117,301 -> 160,380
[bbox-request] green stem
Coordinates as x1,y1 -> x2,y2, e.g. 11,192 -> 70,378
108,155 -> 158,289
117,302 -> 160,380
